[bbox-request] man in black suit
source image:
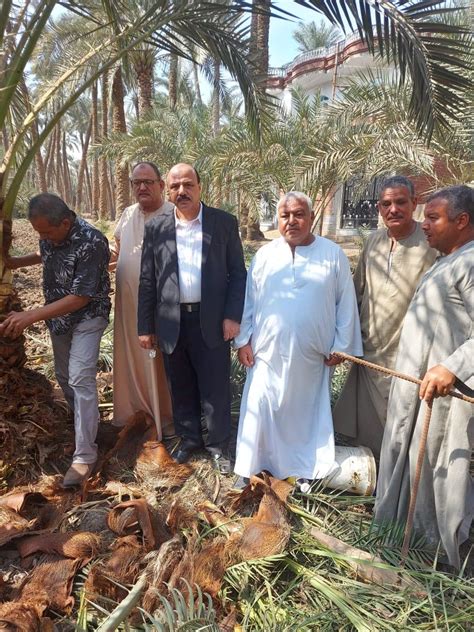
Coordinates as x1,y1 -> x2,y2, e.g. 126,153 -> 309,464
137,163 -> 246,470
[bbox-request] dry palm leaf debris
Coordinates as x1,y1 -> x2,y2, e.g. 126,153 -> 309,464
0,549 -> 96,629
16,531 -> 102,561
0,416 -> 472,630
0,365 -> 73,488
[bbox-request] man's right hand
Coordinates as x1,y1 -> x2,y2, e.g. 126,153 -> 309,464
238,343 -> 254,368
1,252 -> 41,270
139,334 -> 156,349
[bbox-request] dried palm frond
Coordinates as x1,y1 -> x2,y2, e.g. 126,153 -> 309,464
17,531 -> 102,561
135,441 -> 193,489
85,535 -> 144,604
107,499 -> 155,551
141,536 -> 185,613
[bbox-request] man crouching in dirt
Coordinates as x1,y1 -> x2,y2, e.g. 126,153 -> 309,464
0,193 -> 111,487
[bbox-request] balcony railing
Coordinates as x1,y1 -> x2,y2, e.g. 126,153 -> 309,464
268,27 -> 377,78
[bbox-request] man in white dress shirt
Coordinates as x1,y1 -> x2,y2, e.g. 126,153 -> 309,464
234,192 -> 362,484
138,163 -> 246,469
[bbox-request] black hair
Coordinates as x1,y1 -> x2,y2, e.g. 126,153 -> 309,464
380,175 -> 415,197
427,185 -> 474,224
132,161 -> 162,179
28,193 -> 74,226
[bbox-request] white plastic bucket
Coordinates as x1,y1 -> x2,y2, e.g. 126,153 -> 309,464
323,445 -> 377,496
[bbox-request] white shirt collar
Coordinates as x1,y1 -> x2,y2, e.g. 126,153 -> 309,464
174,202 -> 203,227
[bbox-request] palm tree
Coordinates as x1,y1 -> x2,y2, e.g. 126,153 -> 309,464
98,98 -> 214,187
0,0 -> 271,368
111,64 -> 130,217
98,70 -> 110,219
293,0 -> 472,139
293,19 -> 342,52
205,70 -> 472,238
244,0 -> 272,240
297,72 -> 473,195
253,0 -> 271,78
131,46 -> 156,117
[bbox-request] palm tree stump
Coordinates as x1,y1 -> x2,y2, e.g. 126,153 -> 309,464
0,219 -> 26,370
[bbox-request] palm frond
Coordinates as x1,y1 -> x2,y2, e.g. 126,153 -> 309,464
293,0 -> 473,139
138,580 -> 219,631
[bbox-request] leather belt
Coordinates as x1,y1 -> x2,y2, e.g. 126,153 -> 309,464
180,302 -> 200,312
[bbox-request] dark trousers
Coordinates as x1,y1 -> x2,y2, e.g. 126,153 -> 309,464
163,310 -> 231,450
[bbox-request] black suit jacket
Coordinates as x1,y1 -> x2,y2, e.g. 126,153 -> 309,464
138,203 -> 247,354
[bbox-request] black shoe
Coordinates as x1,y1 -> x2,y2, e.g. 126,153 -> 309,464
173,443 -> 202,464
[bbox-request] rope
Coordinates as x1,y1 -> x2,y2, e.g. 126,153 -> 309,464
332,351 -> 474,563
333,352 -> 474,404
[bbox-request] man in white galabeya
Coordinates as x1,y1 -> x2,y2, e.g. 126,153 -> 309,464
233,191 -> 362,487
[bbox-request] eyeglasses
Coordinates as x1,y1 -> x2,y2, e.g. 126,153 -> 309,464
130,178 -> 159,187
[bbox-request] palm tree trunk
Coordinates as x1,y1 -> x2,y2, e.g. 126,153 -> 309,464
0,197 -> 26,368
85,160 -> 93,211
256,0 -> 270,77
169,53 -> 178,109
91,81 -> 100,217
44,133 -> 54,186
240,202 -> 249,240
192,63 -> 202,105
107,164 -> 115,220
62,131 -> 72,205
76,116 -> 92,212
99,70 -> 109,220
212,58 -> 220,136
111,65 -> 130,219
134,50 -> 154,118
32,123 -> 47,193
247,207 -> 265,241
250,8 -> 259,58
55,121 -> 64,197
245,0 -> 270,241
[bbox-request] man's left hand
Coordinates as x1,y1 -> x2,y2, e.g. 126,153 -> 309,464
419,364 -> 456,401
324,353 -> 344,367
0,311 -> 36,339
223,319 -> 240,341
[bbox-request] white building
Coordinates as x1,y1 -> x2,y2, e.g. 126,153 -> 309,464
267,34 -> 395,238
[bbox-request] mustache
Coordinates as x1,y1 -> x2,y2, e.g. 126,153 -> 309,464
177,195 -> 190,202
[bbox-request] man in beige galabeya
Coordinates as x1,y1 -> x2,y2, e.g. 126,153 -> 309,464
333,175 -> 437,457
112,161 -> 173,437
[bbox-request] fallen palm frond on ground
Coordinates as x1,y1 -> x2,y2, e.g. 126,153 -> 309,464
0,415 -> 472,630
222,489 -> 473,631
